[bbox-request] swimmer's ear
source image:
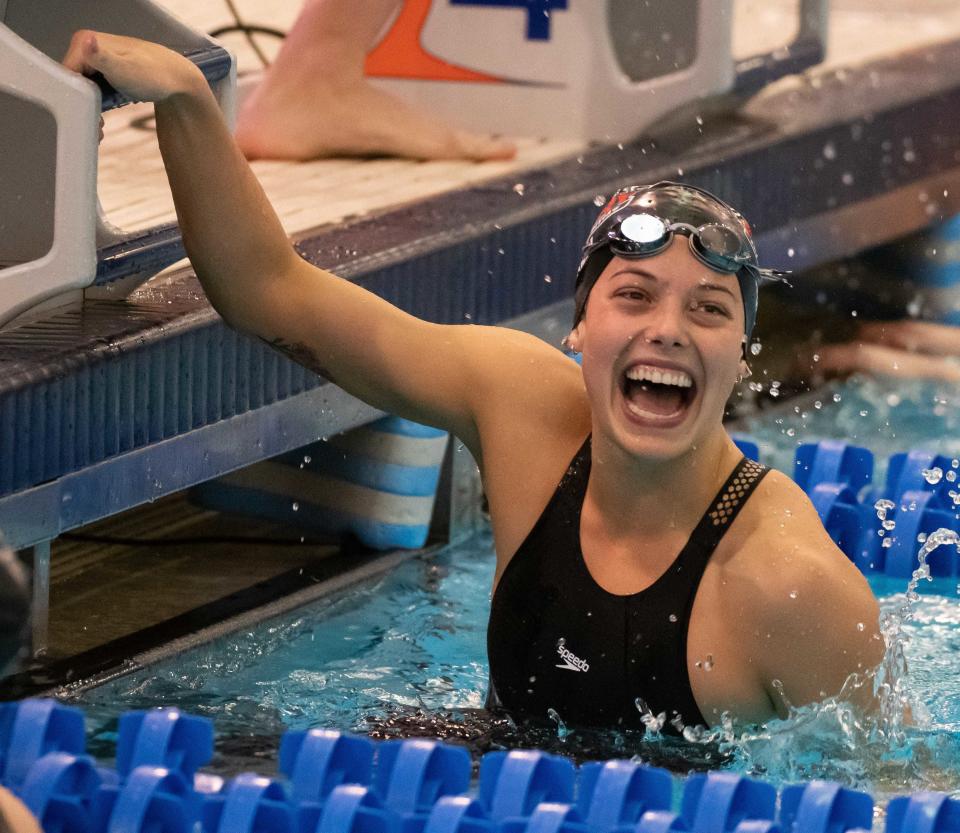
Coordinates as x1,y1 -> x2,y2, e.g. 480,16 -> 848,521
738,358 -> 752,382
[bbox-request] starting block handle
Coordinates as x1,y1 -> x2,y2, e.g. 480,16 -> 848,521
733,0 -> 828,95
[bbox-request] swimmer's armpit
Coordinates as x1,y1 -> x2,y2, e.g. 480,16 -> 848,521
261,336 -> 335,382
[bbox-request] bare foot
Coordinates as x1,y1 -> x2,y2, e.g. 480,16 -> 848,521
235,73 -> 516,162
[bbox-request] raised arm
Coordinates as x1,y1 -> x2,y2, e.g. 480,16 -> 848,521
62,32 -> 563,455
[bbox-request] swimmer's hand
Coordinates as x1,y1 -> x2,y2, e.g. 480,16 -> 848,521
62,30 -> 206,103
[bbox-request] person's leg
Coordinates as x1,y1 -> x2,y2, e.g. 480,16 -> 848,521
235,0 -> 516,161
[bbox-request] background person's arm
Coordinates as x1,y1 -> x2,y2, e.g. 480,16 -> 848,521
62,32 -> 563,455
815,321 -> 960,384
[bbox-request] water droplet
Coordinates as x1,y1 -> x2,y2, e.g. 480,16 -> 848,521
859,409 -> 869,417
786,428 -> 796,437
303,455 -> 312,464
668,613 -> 678,623
857,622 -> 865,631
593,194 -> 606,207
544,274 -> 553,283
291,502 -> 300,512
703,654 -> 714,671
750,342 -> 762,355
882,519 -> 896,530
789,590 -> 798,599
882,537 -> 894,548
822,142 -> 837,160
787,247 -> 796,258
814,400 -> 823,409
512,183 -> 525,196
922,467 -> 944,485
946,470 -> 956,482
841,172 -> 854,186
833,392 -> 842,402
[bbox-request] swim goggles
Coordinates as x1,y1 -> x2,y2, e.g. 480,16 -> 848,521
573,181 -> 789,338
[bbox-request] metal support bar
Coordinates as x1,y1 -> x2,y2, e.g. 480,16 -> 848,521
17,540 -> 50,656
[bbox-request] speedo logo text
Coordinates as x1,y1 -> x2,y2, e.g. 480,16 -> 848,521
556,641 -> 590,672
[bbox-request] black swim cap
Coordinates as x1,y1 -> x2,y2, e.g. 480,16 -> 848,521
573,182 -> 787,339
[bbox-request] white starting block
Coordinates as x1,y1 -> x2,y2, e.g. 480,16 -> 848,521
366,0 -> 828,142
0,0 -> 235,329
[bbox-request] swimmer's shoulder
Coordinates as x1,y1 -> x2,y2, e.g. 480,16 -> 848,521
719,467 -> 875,608
459,325 -> 589,437
714,469 -> 883,709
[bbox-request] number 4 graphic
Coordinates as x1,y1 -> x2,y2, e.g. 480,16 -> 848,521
449,0 -> 569,41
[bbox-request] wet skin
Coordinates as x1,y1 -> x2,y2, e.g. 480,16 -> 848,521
63,30 -> 885,729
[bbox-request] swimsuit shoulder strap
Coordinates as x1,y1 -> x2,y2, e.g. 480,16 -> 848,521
685,456 -> 770,558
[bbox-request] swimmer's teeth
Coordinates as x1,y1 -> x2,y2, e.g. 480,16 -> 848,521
625,366 -> 693,388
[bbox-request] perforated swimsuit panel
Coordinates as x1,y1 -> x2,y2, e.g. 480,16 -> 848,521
486,436 -> 769,731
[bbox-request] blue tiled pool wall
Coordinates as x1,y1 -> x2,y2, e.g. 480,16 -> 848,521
730,436 -> 960,578
4,698 -> 957,833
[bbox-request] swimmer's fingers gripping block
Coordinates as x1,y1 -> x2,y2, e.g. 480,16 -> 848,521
794,442 -> 873,496
886,793 -> 960,833
192,417 -> 449,550
0,699 -> 85,789
778,781 -> 873,833
680,773 -> 776,833
279,730 -> 375,805
576,761 -> 673,833
19,752 -> 102,833
477,751 -> 575,823
115,709 -> 214,783
200,773 -> 297,833
374,740 -> 471,816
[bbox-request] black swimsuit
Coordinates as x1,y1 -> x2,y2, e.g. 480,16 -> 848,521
486,436 -> 768,731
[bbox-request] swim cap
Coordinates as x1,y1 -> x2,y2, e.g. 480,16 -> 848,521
573,181 -> 787,338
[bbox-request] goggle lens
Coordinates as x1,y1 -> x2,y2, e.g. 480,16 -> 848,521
618,213 -> 668,245
696,223 -> 742,259
606,213 -> 749,273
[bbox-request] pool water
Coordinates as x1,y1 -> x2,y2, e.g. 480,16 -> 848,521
72,375 -> 960,803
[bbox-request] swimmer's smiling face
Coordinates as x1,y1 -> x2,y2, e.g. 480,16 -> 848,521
567,236 -> 747,460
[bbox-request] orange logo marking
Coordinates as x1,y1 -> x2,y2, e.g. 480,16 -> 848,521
364,0 -> 506,83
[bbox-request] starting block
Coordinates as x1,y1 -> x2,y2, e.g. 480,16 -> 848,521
366,0 -> 827,142
0,0 -> 235,328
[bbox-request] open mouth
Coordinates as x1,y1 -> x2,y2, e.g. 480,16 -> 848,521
620,364 -> 696,422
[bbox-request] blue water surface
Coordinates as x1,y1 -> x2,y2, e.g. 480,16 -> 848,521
72,375 -> 960,804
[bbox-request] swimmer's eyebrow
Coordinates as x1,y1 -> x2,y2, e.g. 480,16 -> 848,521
609,267 -> 659,282
697,282 -> 738,299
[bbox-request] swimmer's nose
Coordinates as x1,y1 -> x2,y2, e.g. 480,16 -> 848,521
640,301 -> 688,349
